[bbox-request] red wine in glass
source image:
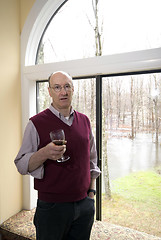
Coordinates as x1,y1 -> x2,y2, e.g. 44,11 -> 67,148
52,140 -> 66,146
50,129 -> 70,162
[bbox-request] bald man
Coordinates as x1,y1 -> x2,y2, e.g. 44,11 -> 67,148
15,71 -> 101,240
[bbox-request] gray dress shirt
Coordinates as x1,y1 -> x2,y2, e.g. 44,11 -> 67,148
14,105 -> 101,179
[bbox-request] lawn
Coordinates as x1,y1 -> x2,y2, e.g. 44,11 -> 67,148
102,170 -> 161,237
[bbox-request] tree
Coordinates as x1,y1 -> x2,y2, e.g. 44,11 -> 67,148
102,83 -> 112,199
116,78 -> 122,128
87,0 -> 103,56
130,77 -> 135,139
88,0 -> 111,199
92,0 -> 102,56
153,75 -> 159,143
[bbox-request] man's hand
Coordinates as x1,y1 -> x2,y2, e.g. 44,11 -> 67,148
44,142 -> 66,161
88,191 -> 95,199
28,142 -> 66,172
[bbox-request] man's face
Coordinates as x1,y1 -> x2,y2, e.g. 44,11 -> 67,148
48,72 -> 74,112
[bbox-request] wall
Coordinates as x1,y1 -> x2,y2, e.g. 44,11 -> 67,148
20,0 -> 36,33
0,0 -> 35,224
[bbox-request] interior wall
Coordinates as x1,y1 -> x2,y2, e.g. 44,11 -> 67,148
20,0 -> 36,33
0,0 -> 35,224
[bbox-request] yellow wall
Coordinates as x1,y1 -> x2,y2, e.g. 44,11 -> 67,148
20,0 -> 36,32
0,0 -> 35,224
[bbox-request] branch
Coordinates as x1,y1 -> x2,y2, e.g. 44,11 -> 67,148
86,13 -> 95,30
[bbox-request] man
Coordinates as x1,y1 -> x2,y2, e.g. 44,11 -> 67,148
14,71 -> 101,240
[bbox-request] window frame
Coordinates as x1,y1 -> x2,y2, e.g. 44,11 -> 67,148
21,0 -> 161,211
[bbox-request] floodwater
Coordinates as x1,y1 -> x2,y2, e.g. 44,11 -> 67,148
106,133 -> 161,181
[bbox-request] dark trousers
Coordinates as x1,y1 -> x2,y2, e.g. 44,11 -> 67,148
34,197 -> 95,240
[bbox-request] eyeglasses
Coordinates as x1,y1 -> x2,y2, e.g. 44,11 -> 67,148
50,84 -> 72,92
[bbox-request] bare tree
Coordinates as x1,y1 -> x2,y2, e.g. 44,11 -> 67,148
130,77 -> 135,139
102,83 -> 111,199
153,75 -> 159,143
92,0 -> 102,56
107,79 -> 114,133
116,78 -> 122,128
87,0 -> 111,199
87,0 -> 103,56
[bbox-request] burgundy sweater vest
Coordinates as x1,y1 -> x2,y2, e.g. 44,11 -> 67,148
30,109 -> 91,202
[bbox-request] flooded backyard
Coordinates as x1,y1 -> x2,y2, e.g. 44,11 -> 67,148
102,133 -> 161,236
107,133 -> 161,181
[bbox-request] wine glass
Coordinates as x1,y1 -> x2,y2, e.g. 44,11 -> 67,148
49,129 -> 70,163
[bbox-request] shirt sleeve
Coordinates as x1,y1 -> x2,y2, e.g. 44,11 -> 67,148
14,120 -> 44,179
89,127 -> 101,179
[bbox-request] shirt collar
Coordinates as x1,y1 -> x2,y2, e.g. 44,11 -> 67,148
49,104 -> 74,119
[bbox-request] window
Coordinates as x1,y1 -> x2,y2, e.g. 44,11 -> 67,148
22,0 -> 161,230
36,71 -> 161,236
36,0 -> 161,64
102,72 -> 161,235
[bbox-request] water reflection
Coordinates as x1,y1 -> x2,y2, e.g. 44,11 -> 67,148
107,133 -> 161,181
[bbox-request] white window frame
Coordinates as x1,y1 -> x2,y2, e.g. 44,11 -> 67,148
21,0 -> 161,209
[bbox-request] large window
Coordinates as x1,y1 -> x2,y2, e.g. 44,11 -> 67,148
22,0 -> 161,236
36,0 -> 161,64
102,73 -> 161,236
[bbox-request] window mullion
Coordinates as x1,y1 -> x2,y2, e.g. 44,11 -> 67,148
96,75 -> 102,221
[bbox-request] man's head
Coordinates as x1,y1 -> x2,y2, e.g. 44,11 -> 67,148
48,71 -> 74,115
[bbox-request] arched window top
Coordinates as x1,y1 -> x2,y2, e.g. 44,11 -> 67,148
23,0 -> 65,66
36,0 -> 161,64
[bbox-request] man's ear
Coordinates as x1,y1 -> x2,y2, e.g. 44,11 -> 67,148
48,87 -> 52,97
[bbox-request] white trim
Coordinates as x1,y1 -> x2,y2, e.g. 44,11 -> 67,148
24,48 -> 161,80
21,0 -> 65,66
21,0 -> 161,210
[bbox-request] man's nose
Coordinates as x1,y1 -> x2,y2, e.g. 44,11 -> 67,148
60,87 -> 67,94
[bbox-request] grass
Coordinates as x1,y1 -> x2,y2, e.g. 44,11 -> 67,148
102,169 -> 161,237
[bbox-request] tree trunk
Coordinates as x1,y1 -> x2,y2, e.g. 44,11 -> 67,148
130,77 -> 135,139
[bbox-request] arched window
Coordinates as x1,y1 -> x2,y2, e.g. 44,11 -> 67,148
21,0 -> 161,225
36,0 -> 161,64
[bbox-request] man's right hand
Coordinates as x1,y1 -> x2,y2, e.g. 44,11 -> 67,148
44,142 -> 66,161
28,142 -> 66,172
